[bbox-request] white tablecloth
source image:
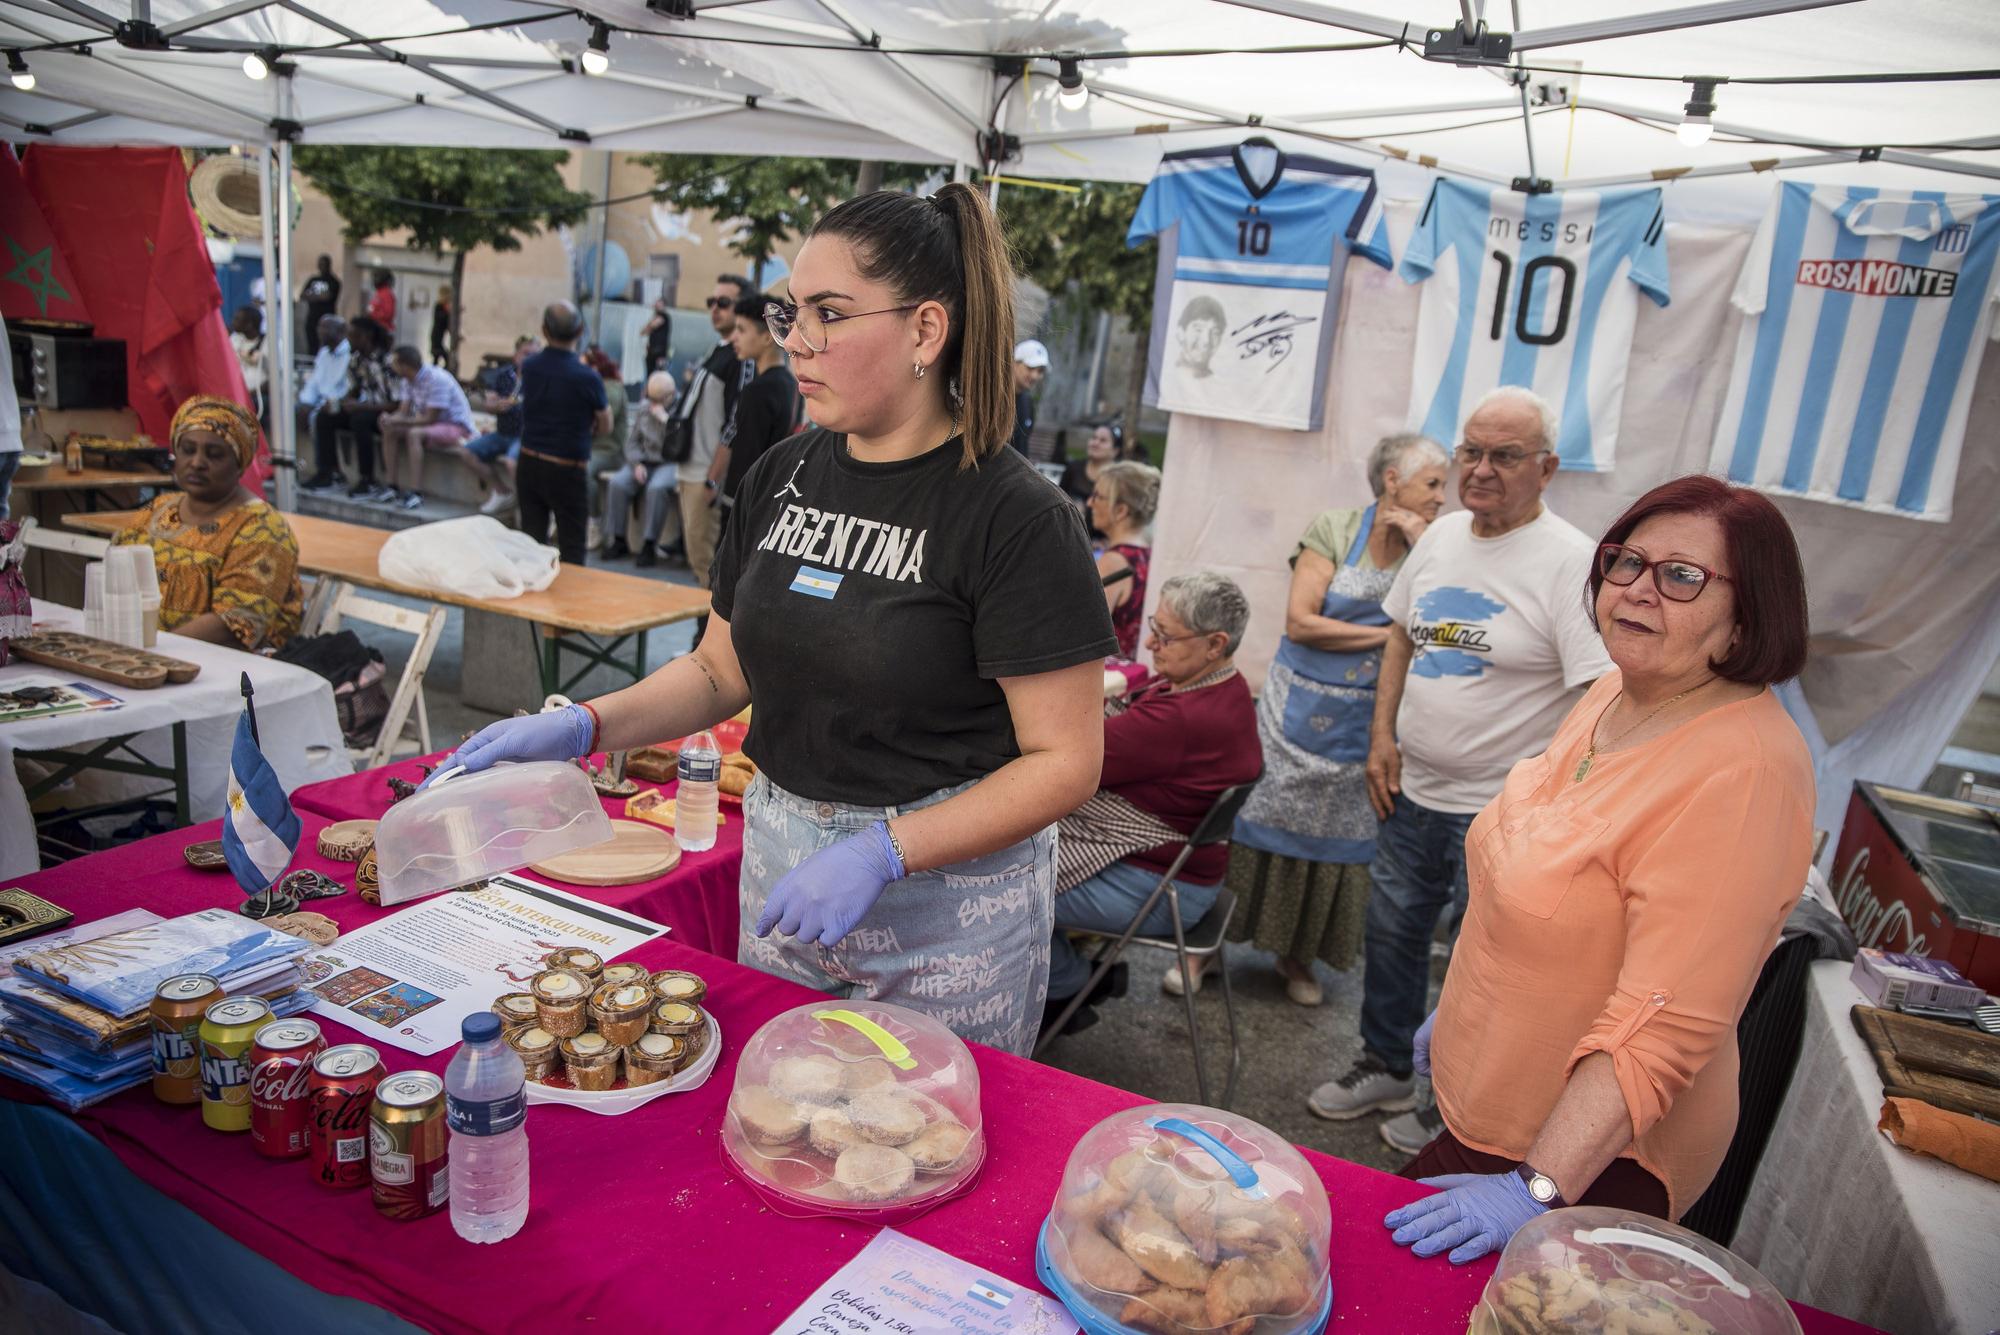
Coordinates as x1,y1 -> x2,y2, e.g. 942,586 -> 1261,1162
1734,960 -> 2000,1335
0,601 -> 352,878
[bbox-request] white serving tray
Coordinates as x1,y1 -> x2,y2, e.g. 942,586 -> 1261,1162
524,1013 -> 721,1116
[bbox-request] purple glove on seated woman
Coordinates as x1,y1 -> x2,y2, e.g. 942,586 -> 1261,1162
442,704 -> 594,777
754,821 -> 904,947
1384,1171 -> 1549,1264
1413,1009 -> 1435,1077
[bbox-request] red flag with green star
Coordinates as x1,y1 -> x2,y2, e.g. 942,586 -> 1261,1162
0,144 -> 91,326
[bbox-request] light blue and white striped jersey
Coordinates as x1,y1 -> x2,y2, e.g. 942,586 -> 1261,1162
1127,141 -> 1391,431
1710,184 -> 2000,523
1401,180 -> 1670,472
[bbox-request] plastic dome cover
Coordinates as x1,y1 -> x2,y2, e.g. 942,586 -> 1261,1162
1037,1103 -> 1332,1335
1470,1206 -> 1802,1335
721,1001 -> 984,1222
372,760 -> 613,904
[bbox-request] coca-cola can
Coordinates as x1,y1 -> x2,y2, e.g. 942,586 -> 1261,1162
150,974 -> 220,1105
370,1070 -> 450,1221
249,1019 -> 325,1159
308,1043 -> 382,1190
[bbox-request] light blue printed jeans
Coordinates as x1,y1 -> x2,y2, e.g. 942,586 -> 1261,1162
737,774 -> 1056,1057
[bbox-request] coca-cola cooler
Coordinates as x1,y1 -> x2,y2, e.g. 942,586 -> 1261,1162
1829,781 -> 2000,993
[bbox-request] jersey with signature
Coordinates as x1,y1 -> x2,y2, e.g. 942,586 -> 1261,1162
1127,141 -> 1392,432
1400,179 -> 1670,472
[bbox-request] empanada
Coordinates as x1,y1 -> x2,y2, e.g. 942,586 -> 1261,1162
1204,1253 -> 1312,1329
1113,1195 -> 1213,1291
1116,1286 -> 1209,1335
1065,1223 -> 1154,1295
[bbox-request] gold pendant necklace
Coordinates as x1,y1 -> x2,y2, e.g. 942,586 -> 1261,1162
1572,680 -> 1712,782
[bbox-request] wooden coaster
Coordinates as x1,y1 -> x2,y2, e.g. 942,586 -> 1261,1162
264,911 -> 339,946
316,819 -> 376,863
529,820 -> 680,886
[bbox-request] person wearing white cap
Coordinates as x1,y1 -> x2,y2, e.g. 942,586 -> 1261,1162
1010,338 -> 1050,456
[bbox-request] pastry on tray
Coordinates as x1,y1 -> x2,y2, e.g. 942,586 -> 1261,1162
731,1084 -> 809,1145
845,1090 -> 925,1146
808,1106 -> 872,1157
491,992 -> 540,1031
648,969 -> 707,1006
624,1032 -> 686,1086
601,961 -> 651,989
543,947 -> 604,982
531,968 -> 592,1037
591,981 -> 655,1046
560,1031 -> 621,1091
906,1119 -> 975,1172
506,1026 -> 560,1081
832,1144 -> 915,1201
766,1053 -> 845,1105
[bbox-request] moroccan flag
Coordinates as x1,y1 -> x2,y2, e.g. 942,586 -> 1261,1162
0,145 -> 91,326
20,146 -> 264,482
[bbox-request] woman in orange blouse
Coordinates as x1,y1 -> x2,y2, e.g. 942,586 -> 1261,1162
114,396 -> 303,652
1384,474 -> 1814,1263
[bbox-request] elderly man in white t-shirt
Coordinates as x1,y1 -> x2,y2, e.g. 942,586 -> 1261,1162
1309,385 -> 1611,1137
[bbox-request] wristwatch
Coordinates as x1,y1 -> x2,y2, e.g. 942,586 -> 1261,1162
1516,1163 -> 1568,1209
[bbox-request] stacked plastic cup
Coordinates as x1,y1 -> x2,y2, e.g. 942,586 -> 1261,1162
102,547 -> 143,648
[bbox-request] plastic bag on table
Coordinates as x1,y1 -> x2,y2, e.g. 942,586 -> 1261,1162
377,516 -> 560,600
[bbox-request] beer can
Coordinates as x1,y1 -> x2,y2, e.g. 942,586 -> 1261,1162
198,996 -> 272,1132
249,1019 -> 325,1160
309,1043 -> 383,1190
370,1070 -> 449,1221
150,974 -> 220,1105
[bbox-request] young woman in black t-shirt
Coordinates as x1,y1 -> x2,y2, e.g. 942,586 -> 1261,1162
445,186 -> 1115,1056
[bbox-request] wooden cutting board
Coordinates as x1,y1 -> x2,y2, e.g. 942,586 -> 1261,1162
1851,1004 -> 2000,1122
528,820 -> 680,886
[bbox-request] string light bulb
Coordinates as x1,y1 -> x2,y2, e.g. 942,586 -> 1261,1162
243,49 -> 271,81
581,22 -> 611,77
1678,78 -> 1718,148
6,51 -> 33,92
1056,56 -> 1087,110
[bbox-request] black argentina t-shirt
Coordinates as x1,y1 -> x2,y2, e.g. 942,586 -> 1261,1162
712,427 -> 1116,807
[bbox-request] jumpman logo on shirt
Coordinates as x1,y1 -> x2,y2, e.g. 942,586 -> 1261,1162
773,460 -> 806,501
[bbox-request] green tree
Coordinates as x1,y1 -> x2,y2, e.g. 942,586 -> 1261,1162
291,146 -> 592,374
639,153 -> 928,286
1000,181 -> 1156,434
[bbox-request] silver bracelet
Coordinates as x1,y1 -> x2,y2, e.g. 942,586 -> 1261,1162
880,821 -> 908,876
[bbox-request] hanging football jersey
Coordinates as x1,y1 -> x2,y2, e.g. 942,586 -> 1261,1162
1126,139 -> 1392,432
1710,183 -> 2000,523
1400,180 -> 1670,472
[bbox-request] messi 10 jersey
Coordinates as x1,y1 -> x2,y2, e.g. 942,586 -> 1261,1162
1126,141 -> 1392,431
1401,180 -> 1670,472
1710,184 -> 2000,523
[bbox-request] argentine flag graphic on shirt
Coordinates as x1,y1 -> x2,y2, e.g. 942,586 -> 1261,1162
1401,180 -> 1670,473
222,696 -> 301,895
1709,184 -> 2000,523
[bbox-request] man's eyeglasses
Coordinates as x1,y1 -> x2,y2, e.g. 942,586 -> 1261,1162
764,299 -> 921,354
1598,543 -> 1731,603
1454,445 -> 1550,471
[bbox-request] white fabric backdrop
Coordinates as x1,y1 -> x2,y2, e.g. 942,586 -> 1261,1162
1148,195 -> 2000,840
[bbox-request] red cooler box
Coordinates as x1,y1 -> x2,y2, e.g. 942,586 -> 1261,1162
1829,782 -> 2000,993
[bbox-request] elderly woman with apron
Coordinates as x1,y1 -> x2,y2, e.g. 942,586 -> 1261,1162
1164,434 -> 1449,1003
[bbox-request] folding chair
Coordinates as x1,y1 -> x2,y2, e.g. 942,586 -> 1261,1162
312,581 -> 446,769
1033,776 -> 1261,1108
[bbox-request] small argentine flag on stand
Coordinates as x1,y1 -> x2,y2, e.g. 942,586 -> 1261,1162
222,673 -> 301,902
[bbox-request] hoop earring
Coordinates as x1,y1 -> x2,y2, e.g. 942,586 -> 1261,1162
913,362 -> 926,380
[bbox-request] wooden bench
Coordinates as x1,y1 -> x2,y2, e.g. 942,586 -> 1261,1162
67,509 -> 710,700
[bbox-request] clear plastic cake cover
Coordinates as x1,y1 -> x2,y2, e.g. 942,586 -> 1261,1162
1469,1206 -> 1802,1335
372,760 -> 612,904
721,1001 -> 984,1223
1037,1102 -> 1333,1335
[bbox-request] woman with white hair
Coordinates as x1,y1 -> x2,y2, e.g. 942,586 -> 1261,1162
602,369 -> 681,566
1167,433 -> 1449,1004
1041,570 -> 1263,1037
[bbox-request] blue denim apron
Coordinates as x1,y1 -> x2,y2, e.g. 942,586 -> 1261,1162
1272,504 -> 1393,764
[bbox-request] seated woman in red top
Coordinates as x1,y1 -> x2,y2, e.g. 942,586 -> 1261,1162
1042,571 -> 1262,1036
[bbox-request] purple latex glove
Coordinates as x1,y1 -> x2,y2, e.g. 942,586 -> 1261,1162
1384,1171 -> 1549,1264
754,821 -> 905,947
442,704 -> 593,778
1413,1009 -> 1436,1078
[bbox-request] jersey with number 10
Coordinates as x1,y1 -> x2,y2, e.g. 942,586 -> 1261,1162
1401,180 -> 1670,472
1127,143 -> 1391,431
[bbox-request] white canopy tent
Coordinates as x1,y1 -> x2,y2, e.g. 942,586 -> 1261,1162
5,1 -> 2000,830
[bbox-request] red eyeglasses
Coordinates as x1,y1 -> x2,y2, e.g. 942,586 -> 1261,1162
1598,543 -> 1731,603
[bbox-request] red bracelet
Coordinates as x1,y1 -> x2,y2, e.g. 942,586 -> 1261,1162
578,700 -> 603,754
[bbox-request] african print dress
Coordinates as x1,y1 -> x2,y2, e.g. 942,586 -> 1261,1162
113,495 -> 304,651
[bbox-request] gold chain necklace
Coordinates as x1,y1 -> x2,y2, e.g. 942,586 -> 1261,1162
1572,680 -> 1713,782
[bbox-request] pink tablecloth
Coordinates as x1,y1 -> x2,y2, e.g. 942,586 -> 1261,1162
291,750 -> 744,957
2,825 -> 1879,1335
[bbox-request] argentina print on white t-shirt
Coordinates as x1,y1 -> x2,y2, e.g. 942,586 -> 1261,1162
1401,180 -> 1670,473
1709,183 -> 2000,523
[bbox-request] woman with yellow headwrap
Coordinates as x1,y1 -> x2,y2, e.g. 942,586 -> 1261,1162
113,395 -> 303,650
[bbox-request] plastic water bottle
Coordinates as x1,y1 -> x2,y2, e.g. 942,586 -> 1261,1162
446,1013 -> 529,1244
676,730 -> 722,852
